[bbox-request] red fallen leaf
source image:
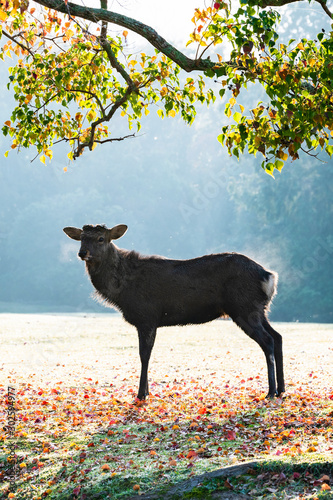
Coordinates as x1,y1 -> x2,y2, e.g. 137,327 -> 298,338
293,472 -> 301,479
87,442 -> 94,447
198,407 -> 207,415
187,450 -> 197,459
227,430 -> 236,440
279,472 -> 286,482
34,418 -> 42,423
224,478 -> 233,490
73,486 -> 81,496
42,400 -> 49,405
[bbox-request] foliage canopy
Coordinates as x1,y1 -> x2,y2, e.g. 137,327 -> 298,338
1,0 -> 333,174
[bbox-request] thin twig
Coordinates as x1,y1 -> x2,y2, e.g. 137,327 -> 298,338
2,30 -> 35,57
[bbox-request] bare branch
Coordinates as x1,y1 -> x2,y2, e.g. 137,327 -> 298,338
315,0 -> 333,18
259,0 -> 332,18
93,133 -> 136,144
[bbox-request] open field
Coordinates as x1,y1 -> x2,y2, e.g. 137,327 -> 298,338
1,314 -> 333,499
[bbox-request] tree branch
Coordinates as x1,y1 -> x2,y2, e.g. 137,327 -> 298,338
32,0 -> 213,73
259,0 -> 332,18
315,0 -> 333,18
2,29 -> 35,57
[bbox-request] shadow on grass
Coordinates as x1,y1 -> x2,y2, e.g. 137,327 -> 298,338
1,415 -> 332,500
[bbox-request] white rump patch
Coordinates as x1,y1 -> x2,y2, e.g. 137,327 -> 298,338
262,272 -> 278,300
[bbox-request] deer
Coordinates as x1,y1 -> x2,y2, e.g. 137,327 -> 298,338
63,223 -> 285,400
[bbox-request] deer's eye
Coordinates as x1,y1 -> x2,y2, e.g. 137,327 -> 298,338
98,236 -> 104,243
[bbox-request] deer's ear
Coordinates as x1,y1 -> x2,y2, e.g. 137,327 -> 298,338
63,227 -> 82,241
107,224 -> 128,241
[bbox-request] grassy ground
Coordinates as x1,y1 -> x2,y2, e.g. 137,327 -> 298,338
0,315 -> 332,499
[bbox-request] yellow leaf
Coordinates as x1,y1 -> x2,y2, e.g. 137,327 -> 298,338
123,30 -> 128,38
0,9 -> 7,22
227,107 -> 231,118
44,149 -> 53,159
239,104 -> 244,113
25,94 -> 33,104
217,54 -> 223,63
40,155 -> 46,165
297,42 -> 304,51
229,97 -> 236,107
65,29 -> 74,39
87,110 -> 97,122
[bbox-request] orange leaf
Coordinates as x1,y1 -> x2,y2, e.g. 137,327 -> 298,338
133,484 -> 140,491
227,430 -> 236,440
187,450 -> 197,459
321,483 -> 331,491
101,464 -> 110,471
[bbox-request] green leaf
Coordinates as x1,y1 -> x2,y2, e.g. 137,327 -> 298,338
233,112 -> 242,123
217,134 -> 224,145
326,144 -> 333,156
265,162 -> 275,177
274,159 -> 284,171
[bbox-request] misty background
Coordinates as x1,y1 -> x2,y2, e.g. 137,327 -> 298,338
0,1 -> 332,322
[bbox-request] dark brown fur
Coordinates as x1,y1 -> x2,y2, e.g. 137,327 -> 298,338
63,224 -> 285,399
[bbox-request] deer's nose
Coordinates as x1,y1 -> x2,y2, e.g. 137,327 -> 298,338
78,250 -> 88,260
